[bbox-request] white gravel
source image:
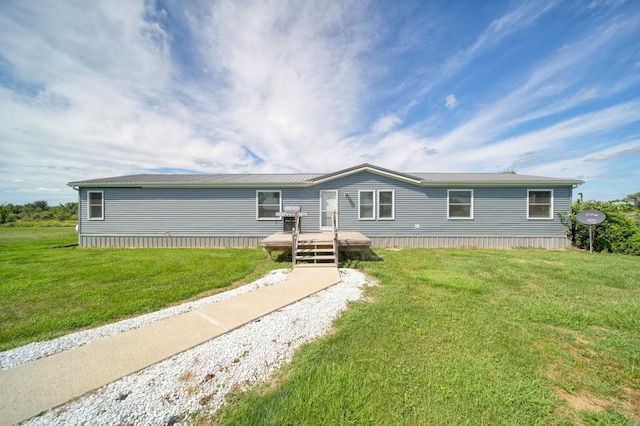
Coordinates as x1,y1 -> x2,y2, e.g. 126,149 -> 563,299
8,268 -> 372,426
1,269 -> 291,371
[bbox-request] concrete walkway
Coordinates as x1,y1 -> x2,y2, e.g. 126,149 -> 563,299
0,266 -> 341,426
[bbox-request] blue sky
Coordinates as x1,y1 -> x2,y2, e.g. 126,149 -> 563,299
1,0 -> 639,205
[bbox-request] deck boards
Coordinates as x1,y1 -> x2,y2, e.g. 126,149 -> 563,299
260,231 -> 371,249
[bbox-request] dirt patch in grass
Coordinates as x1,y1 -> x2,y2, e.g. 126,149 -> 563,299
620,386 -> 640,423
556,389 -> 608,414
546,326 -> 640,424
554,386 -> 640,424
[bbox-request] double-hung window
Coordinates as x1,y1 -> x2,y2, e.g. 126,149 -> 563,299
88,191 -> 104,220
448,189 -> 473,219
528,190 -> 553,219
359,190 -> 375,220
257,190 -> 281,220
378,190 -> 395,220
358,190 -> 395,220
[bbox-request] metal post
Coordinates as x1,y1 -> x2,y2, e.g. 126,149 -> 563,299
589,224 -> 593,254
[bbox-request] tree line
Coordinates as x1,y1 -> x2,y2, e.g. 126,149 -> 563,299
0,200 -> 78,225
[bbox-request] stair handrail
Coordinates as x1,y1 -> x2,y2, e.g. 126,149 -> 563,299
332,209 -> 338,264
292,212 -> 301,266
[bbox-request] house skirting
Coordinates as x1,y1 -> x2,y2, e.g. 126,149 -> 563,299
370,235 -> 571,249
79,234 -> 571,249
79,235 -> 267,248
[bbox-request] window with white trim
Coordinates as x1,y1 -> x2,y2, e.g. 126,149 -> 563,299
88,191 -> 104,220
378,190 -> 395,220
257,190 -> 281,220
358,190 -> 375,220
528,190 -> 553,219
448,189 -> 473,219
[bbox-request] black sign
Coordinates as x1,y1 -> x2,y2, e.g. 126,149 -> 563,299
576,210 -> 606,225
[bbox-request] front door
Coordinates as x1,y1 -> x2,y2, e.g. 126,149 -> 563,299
320,190 -> 338,230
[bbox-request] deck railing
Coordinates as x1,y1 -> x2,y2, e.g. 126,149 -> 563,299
332,209 -> 338,264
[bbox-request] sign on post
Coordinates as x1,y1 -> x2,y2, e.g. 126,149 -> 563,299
575,210 -> 606,253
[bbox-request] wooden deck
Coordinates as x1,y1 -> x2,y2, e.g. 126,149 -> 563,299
260,231 -> 371,258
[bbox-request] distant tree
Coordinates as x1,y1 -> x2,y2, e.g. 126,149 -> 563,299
627,191 -> 640,209
502,169 -> 517,174
52,202 -> 78,221
0,204 -> 11,224
0,200 -> 77,225
22,200 -> 49,214
32,200 -> 49,211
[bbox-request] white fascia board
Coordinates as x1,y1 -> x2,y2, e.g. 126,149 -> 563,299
419,181 -> 582,188
312,166 -> 422,185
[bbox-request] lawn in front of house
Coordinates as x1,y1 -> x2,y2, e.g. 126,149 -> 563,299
212,248 -> 640,425
0,227 -> 277,351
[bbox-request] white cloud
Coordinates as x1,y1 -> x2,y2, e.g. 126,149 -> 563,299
454,101 -> 640,170
580,88 -> 599,99
372,114 -> 402,134
584,139 -> 640,162
444,94 -> 457,109
0,0 -> 378,203
193,0 -> 375,171
0,0 -> 638,204
426,10 -> 640,156
519,139 -> 640,196
408,0 -> 560,102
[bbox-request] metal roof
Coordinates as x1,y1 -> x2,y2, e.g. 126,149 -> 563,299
68,165 -> 583,188
68,173 -> 322,187
409,173 -> 582,185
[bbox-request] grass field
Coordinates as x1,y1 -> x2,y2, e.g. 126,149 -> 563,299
3,229 -> 639,424
212,248 -> 640,425
0,228 -> 276,351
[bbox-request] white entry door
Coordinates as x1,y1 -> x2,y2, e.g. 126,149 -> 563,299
320,190 -> 338,230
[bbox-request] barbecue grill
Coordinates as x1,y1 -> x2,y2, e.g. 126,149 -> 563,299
275,206 -> 307,232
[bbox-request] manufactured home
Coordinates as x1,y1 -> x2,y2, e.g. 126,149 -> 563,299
68,164 -> 582,252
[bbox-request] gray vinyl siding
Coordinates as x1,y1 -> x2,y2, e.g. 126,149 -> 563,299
304,172 -> 571,237
79,188 -> 284,236
77,171 -> 572,242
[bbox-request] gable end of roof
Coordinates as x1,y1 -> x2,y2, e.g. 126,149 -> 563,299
310,163 -> 423,185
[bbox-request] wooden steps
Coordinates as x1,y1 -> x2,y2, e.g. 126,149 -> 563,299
290,210 -> 340,267
294,241 -> 337,266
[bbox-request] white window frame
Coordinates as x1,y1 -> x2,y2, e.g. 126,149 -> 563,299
377,190 -> 395,220
527,189 -> 554,220
87,191 -> 104,221
256,190 -> 282,220
447,189 -> 474,220
358,190 -> 376,220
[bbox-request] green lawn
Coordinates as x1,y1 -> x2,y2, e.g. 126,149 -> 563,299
0,228 -> 276,351
212,248 -> 640,425
3,229 -> 639,424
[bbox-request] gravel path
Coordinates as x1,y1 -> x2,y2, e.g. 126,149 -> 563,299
7,268 -> 371,425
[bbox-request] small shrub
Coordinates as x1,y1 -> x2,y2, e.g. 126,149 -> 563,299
593,212 -> 639,253
615,232 -> 640,256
